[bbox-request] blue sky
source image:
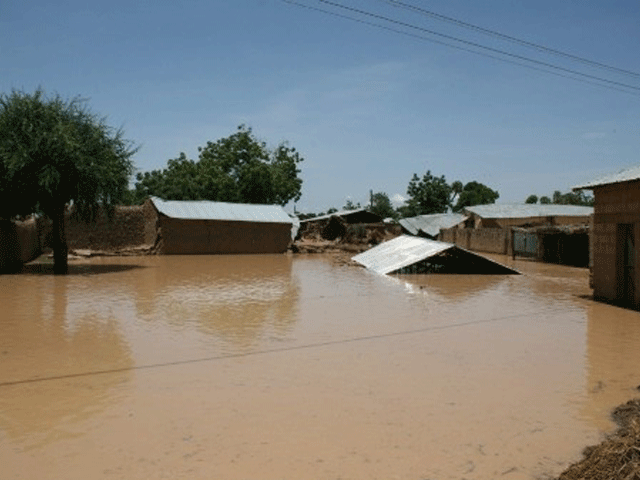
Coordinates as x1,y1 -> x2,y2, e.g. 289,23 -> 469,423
2,0 -> 639,213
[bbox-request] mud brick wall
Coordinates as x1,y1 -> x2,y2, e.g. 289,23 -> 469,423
157,216 -> 292,254
66,205 -> 148,250
479,215 -> 591,228
591,182 -> 640,306
0,218 -> 45,272
440,227 -> 512,255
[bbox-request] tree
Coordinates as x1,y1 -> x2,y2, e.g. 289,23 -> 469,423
540,196 -> 551,204
525,195 -> 538,204
134,125 -> 303,206
452,181 -> 499,211
369,191 -> 396,219
343,199 -> 361,210
404,171 -> 452,216
0,89 -> 137,274
526,190 -> 593,206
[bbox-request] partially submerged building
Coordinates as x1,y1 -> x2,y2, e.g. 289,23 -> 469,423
146,197 -> 295,254
399,213 -> 467,239
463,204 -> 593,229
574,166 -> 640,308
297,208 -> 388,242
352,235 -> 518,275
512,224 -> 590,267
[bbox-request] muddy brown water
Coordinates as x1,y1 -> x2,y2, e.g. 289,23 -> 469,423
1,254 -> 639,480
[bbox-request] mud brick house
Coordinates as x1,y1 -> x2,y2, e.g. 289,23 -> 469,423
146,197 -> 295,254
574,166 -> 640,308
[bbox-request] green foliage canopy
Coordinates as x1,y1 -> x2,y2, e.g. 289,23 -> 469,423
369,191 -> 396,219
402,171 -> 499,217
0,89 -> 137,273
134,125 -> 303,206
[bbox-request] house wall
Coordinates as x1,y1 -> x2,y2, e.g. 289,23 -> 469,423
474,215 -> 591,229
591,182 -> 640,308
440,228 -> 512,255
158,216 -> 292,254
66,205 -> 149,250
0,217 -> 47,272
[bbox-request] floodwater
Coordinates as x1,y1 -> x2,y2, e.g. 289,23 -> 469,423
1,254 -> 640,480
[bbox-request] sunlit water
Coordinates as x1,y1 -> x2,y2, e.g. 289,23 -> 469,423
1,254 -> 640,480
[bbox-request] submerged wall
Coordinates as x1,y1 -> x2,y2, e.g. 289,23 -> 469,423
590,182 -> 640,308
0,218 -> 47,272
66,205 -> 151,250
157,216 -> 292,254
440,228 -> 512,255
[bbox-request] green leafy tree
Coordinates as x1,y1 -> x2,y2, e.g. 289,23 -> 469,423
452,181 -> 499,211
135,125 -> 303,206
369,191 -> 396,219
404,170 -> 452,216
343,199 -> 361,211
540,196 -> 551,204
0,89 -> 137,274
525,195 -> 538,204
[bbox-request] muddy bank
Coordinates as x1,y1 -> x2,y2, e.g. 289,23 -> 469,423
557,398 -> 640,480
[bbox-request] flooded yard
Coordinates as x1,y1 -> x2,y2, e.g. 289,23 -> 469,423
1,254 -> 640,479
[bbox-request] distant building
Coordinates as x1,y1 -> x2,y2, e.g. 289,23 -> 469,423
146,197 -> 295,254
574,166 -> 640,308
462,204 -> 593,229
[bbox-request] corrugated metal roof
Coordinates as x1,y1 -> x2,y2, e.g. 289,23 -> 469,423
300,208 -> 370,223
352,236 -> 454,275
573,165 -> 640,189
150,197 -> 293,224
463,203 -> 593,219
399,213 -> 468,237
352,235 -> 519,275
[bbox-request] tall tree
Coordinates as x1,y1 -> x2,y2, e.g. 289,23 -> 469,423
369,191 -> 396,219
404,171 -> 452,216
525,194 -> 538,204
452,181 -> 500,211
134,125 -> 303,206
0,89 -> 137,274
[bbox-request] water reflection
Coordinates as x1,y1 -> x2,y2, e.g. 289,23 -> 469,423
0,276 -> 132,447
131,255 -> 300,349
582,302 -> 640,430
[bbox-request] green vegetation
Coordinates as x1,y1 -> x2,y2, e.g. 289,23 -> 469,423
133,125 -> 303,206
399,170 -> 499,217
525,190 -> 593,206
0,89 -> 137,274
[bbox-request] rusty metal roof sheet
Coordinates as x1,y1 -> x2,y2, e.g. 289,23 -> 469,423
573,165 -> 640,189
299,208 -> 381,223
150,197 -> 293,224
463,203 -> 593,219
352,235 -> 519,275
399,213 -> 468,237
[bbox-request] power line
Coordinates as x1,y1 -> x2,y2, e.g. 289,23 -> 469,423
383,0 -> 640,79
317,0 -> 640,93
282,0 -> 640,95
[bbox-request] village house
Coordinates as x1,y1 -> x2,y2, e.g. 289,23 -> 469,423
574,166 -> 640,309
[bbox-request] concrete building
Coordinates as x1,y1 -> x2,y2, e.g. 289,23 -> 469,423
147,197 -> 295,254
574,166 -> 640,308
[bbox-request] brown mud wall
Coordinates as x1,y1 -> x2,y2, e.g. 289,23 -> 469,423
157,216 -> 292,254
440,227 -> 513,255
66,205 -> 150,251
590,183 -> 640,307
0,217 -> 47,272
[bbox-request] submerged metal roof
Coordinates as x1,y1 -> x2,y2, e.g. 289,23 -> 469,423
573,165 -> 640,190
464,203 -> 593,219
399,213 -> 468,237
352,235 -> 519,275
150,197 -> 293,224
353,236 -> 452,274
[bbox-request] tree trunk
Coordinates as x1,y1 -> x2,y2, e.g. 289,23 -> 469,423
51,203 -> 68,275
